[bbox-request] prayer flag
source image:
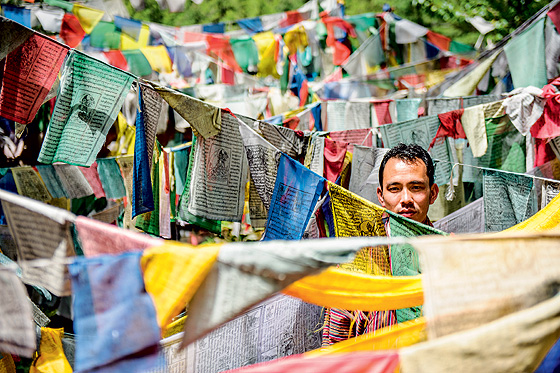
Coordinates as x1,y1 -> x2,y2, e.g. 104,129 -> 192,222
75,215 -> 163,257
132,83 -> 162,218
96,158 -> 126,199
59,13 -> 86,48
78,162 -> 106,199
483,169 -> 536,231
0,33 -> 68,124
186,112 -> 247,222
150,83 -> 221,139
140,46 -> 173,73
30,328 -> 72,372
141,241 -> 220,329
0,268 -> 36,357
38,51 -> 135,167
504,17 -> 547,89
2,6 -> 31,28
34,8 -> 64,33
89,21 -> 121,50
114,16 -> 142,41
263,153 -> 324,240
122,49 -> 153,76
72,4 -> 104,34
0,189 -> 76,296
69,252 -> 161,372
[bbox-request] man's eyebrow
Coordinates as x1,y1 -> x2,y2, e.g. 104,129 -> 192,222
408,180 -> 426,185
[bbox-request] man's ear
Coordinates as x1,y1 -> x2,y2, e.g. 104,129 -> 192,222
429,184 -> 439,204
377,186 -> 385,207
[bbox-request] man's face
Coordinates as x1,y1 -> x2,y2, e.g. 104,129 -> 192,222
377,158 -> 439,223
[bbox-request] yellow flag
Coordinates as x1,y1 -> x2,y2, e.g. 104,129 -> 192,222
30,328 -> 72,373
140,46 -> 173,73
306,317 -> 426,356
328,182 -> 389,275
72,4 -> 104,34
284,25 -> 308,55
121,25 -> 150,50
253,31 -> 279,78
503,192 -> 560,232
283,267 -> 424,311
141,242 -> 221,330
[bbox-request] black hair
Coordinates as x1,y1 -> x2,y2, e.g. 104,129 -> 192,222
378,143 -> 435,187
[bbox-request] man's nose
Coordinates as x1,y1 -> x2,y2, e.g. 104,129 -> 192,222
401,189 -> 414,204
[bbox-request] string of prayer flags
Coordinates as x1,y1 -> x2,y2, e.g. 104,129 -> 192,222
69,252 -> 161,372
186,111 -> 247,222
0,33 -> 69,124
75,215 -> 163,257
30,328 -> 72,373
38,51 -> 135,167
379,115 -> 453,186
283,267 -> 424,312
483,170 -> 537,231
96,158 -> 126,199
150,83 -> 221,139
132,83 -> 162,218
141,241 -> 220,330
0,268 -> 36,357
0,189 -> 76,296
263,153 -> 324,241
0,17 -> 34,60
239,120 -> 281,212
181,237 -> 388,347
504,17 -> 547,89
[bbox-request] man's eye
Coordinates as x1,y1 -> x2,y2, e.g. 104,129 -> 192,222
388,187 -> 399,192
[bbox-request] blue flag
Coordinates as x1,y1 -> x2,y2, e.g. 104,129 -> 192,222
69,252 -> 161,372
263,153 -> 324,240
132,85 -> 155,218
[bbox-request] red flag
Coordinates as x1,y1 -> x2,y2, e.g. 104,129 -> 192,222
60,13 -> 86,48
104,50 -> 129,71
0,34 -> 68,124
324,137 -> 347,182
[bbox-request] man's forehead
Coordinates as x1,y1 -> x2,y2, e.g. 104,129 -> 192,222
382,158 -> 429,182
